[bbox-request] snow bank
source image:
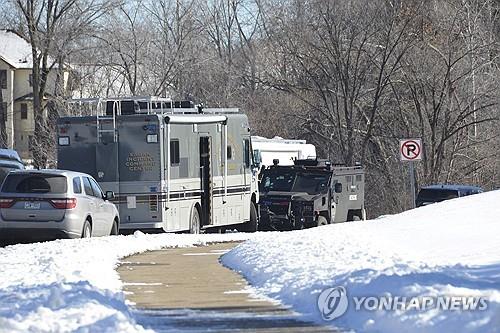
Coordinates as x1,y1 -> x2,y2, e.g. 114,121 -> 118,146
222,190 -> 500,332
0,232 -> 252,333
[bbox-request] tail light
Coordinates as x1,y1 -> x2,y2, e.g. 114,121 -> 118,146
50,198 -> 77,209
0,198 -> 15,208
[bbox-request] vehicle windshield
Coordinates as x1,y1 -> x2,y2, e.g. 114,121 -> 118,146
260,171 -> 330,194
1,174 -> 68,194
417,189 -> 459,202
292,173 -> 330,194
260,171 -> 295,192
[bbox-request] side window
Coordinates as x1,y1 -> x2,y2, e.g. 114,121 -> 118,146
89,178 -> 103,199
21,103 -> 28,120
170,139 -> 180,165
72,177 -> 82,194
82,177 -> 93,196
243,139 -> 251,168
334,182 -> 343,193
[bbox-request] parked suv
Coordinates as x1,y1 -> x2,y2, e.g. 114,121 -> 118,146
0,170 -> 119,243
416,184 -> 483,207
0,149 -> 24,184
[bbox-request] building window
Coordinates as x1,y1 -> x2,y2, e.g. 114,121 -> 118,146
28,74 -> 33,87
0,70 -> 6,89
227,146 -> 233,160
21,103 -> 28,119
0,102 -> 6,122
170,139 -> 180,165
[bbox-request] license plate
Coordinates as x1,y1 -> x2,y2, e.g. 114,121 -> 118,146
24,202 -> 41,209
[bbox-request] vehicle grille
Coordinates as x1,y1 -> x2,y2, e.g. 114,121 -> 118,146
269,203 -> 289,216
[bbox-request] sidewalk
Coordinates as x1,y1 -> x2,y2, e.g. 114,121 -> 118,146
117,242 -> 333,332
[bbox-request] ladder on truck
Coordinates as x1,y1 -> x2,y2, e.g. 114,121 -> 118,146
96,100 -> 118,143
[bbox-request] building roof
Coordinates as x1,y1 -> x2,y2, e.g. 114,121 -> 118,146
0,30 -> 33,69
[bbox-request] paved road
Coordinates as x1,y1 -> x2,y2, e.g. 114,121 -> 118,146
117,242 -> 334,332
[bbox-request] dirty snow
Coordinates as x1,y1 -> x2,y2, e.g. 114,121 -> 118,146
222,190 -> 500,333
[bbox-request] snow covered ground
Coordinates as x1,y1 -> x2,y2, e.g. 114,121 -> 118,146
222,190 -> 500,333
0,232 -> 253,332
1,191 -> 498,333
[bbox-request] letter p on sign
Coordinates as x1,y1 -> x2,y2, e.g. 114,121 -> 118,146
400,139 -> 422,161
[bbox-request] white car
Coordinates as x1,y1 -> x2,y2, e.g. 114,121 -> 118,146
0,169 -> 119,243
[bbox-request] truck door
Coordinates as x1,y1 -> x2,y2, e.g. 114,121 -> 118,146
331,178 -> 344,223
199,136 -> 213,226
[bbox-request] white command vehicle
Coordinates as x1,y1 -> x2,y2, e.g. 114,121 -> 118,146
57,97 -> 259,234
251,136 -> 316,168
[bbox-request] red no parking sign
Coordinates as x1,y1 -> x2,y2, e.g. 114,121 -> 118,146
400,139 -> 422,161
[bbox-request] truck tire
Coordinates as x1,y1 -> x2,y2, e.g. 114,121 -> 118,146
347,209 -> 362,221
189,206 -> 201,234
316,216 -> 328,227
248,203 -> 259,232
240,203 -> 259,232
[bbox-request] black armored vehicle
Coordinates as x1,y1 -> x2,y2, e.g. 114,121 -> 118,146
258,159 -> 365,230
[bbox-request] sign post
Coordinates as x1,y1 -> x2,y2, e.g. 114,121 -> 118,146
399,139 -> 422,209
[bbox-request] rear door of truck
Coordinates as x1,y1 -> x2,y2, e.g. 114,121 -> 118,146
115,115 -> 163,228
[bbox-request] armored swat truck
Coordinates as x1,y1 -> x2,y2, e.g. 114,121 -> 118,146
259,159 -> 365,230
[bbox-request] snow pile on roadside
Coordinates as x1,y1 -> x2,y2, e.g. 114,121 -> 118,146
0,232 -> 252,333
222,191 -> 500,333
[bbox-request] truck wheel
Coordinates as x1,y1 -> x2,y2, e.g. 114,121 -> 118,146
348,209 -> 362,221
189,206 -> 201,234
247,203 -> 259,232
316,216 -> 328,227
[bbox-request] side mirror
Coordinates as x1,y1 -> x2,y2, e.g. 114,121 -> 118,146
105,191 -> 115,200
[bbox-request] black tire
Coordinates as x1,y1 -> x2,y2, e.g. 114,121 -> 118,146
82,220 -> 92,238
189,206 -> 201,234
237,203 -> 259,232
110,219 -> 119,236
316,216 -> 328,227
245,203 -> 259,232
347,209 -> 362,222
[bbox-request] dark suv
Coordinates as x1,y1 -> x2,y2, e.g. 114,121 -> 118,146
416,184 -> 483,207
258,159 -> 365,231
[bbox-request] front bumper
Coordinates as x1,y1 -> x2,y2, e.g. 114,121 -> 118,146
259,207 -> 314,231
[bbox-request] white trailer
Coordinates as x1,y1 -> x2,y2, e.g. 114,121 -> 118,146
251,136 -> 316,168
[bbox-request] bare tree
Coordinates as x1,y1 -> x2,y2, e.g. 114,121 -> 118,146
13,0 -> 114,167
